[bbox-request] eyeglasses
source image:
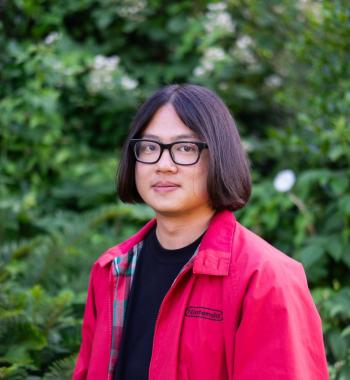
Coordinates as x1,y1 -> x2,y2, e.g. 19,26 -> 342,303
130,139 -> 208,166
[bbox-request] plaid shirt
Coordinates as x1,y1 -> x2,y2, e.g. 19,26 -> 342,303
107,241 -> 142,376
107,240 -> 198,378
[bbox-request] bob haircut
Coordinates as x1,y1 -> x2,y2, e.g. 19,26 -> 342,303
117,83 -> 251,211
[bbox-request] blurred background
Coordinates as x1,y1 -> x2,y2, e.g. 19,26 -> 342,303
1,0 -> 350,378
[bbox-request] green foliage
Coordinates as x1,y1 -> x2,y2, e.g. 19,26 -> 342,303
1,0 -> 349,378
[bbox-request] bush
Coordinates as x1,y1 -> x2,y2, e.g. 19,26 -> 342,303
1,0 -> 349,378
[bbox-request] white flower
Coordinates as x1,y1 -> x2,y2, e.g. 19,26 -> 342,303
94,55 -> 106,70
120,76 -> 138,90
204,9 -> 235,34
193,66 -> 206,77
230,40 -> 258,68
216,12 -> 235,32
197,47 -> 227,75
273,170 -> 296,192
44,32 -> 60,45
93,55 -> 120,71
241,139 -> 253,152
233,36 -> 257,66
265,75 -> 282,88
297,0 -> 322,20
87,71 -> 114,93
88,55 -> 121,93
205,47 -> 226,61
234,48 -> 257,65
117,0 -> 147,21
236,35 -> 253,49
202,60 -> 215,72
207,2 -> 226,11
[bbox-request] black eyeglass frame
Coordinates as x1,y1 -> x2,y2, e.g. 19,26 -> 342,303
129,138 -> 208,166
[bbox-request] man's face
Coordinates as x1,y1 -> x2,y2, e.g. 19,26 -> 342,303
135,104 -> 212,218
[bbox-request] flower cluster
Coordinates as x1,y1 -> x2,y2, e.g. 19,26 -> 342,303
264,75 -> 283,89
232,35 -> 257,66
297,0 -> 322,20
44,32 -> 60,45
193,47 -> 227,77
117,0 -> 147,22
87,55 -> 138,93
88,55 -> 120,93
204,2 -> 235,34
120,76 -> 138,90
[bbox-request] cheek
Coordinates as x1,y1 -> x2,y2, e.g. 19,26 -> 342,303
197,174 -> 209,198
135,164 -> 146,195
191,161 -> 209,197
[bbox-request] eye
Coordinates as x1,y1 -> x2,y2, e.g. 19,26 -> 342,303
176,143 -> 197,153
140,142 -> 158,153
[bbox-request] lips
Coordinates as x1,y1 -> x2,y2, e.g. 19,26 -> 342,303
152,181 -> 179,187
152,181 -> 180,192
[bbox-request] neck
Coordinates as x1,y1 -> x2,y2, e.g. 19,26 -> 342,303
155,208 -> 215,249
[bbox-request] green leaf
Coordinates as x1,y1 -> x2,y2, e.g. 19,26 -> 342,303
338,365 -> 350,380
2,346 -> 32,365
329,145 -> 343,161
328,330 -> 347,360
330,176 -> 349,196
299,243 -> 326,269
326,238 -> 344,261
338,195 -> 350,215
341,246 -> 350,268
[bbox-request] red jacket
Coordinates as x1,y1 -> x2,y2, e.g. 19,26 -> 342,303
73,210 -> 329,379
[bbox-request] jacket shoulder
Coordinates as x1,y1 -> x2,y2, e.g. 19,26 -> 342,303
232,222 -> 307,291
233,222 -> 301,269
230,222 -> 319,329
229,224 -> 327,379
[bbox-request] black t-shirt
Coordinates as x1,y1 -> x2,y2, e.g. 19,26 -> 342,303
114,227 -> 203,380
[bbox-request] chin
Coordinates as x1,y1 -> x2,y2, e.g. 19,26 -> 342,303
147,201 -> 186,216
152,205 -> 183,215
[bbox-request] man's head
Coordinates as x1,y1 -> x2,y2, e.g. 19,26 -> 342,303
117,84 -> 251,212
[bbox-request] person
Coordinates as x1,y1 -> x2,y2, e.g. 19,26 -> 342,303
72,84 -> 329,380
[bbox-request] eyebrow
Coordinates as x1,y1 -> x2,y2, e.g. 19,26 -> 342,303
141,133 -> 199,141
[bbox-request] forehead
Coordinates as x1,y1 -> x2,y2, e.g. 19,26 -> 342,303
141,104 -> 198,141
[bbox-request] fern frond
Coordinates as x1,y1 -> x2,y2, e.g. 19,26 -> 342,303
43,355 -> 76,380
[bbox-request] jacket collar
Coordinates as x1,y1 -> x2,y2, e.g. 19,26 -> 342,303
97,210 -> 235,276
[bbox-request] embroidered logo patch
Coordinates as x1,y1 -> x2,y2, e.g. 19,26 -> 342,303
185,306 -> 223,321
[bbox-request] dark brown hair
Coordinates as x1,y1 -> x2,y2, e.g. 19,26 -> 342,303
117,84 -> 251,211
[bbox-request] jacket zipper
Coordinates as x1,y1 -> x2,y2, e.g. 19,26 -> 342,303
148,262 -> 194,380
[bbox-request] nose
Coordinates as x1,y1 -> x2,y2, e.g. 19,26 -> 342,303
156,147 -> 177,172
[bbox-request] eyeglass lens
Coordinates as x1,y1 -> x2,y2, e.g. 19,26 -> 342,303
134,141 -> 200,164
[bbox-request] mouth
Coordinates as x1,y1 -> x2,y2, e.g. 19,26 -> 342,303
152,182 -> 180,193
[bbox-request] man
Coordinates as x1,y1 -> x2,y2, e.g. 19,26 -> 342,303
73,84 -> 329,380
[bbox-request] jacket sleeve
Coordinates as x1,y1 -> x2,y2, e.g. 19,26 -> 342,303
72,264 -> 97,380
233,261 -> 329,380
